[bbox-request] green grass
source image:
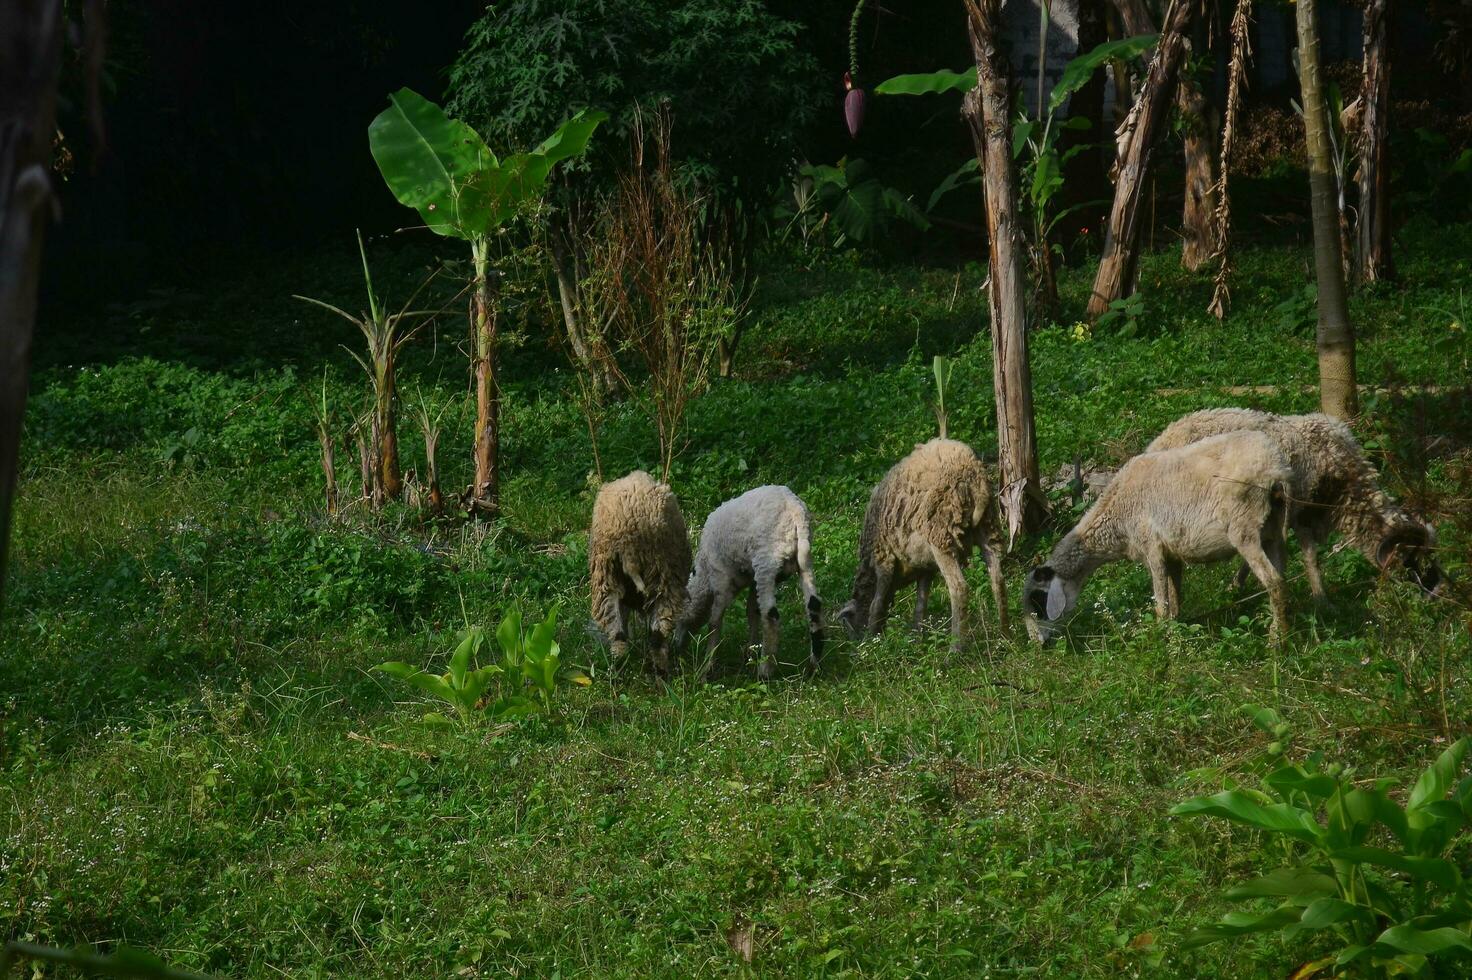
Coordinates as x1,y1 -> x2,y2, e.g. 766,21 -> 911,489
3,220 -> 1471,977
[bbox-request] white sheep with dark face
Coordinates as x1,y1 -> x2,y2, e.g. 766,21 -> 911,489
838,438 -> 1009,650
1146,408 -> 1444,599
1024,430 -> 1294,645
680,485 -> 822,681
588,471 -> 691,676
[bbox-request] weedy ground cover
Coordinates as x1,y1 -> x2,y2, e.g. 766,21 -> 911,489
2,220 -> 1469,977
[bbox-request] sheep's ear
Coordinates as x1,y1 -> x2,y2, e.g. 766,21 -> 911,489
1045,578 -> 1069,620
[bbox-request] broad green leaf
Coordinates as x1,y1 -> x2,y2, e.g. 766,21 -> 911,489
1050,34 -> 1159,110
1012,119 -> 1038,159
374,661 -> 421,678
1171,791 -> 1323,845
497,608 -> 523,662
527,607 -> 560,661
1225,867 -> 1338,900
421,711 -> 455,730
368,88 -> 494,238
487,695 -> 542,721
448,632 -> 476,689
397,672 -> 457,702
1408,738 -> 1469,811
1299,898 -> 1368,930
1181,905 -> 1304,949
1266,765 -> 1340,802
1372,924 -> 1472,956
882,187 -> 932,231
1331,846 -> 1462,890
926,157 -> 980,212
532,108 -> 609,165
1242,703 -> 1286,737
874,68 -> 977,96
564,669 -> 592,687
1059,114 -> 1092,131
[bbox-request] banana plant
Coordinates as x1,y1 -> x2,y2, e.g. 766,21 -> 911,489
368,89 -> 606,515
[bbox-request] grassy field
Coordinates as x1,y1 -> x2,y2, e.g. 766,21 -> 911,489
3,219 -> 1470,977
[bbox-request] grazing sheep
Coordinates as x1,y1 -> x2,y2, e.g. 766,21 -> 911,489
838,438 -> 1009,650
680,485 -> 823,681
1024,430 -> 1294,645
588,470 -> 692,676
1147,408 -> 1443,599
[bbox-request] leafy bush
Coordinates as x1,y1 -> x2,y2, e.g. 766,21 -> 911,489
376,607 -> 589,726
1172,705 -> 1472,977
444,0 -> 822,199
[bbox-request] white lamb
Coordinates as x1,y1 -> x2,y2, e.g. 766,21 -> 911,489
588,470 -> 692,676
1147,408 -> 1443,599
680,485 -> 822,681
1024,430 -> 1294,645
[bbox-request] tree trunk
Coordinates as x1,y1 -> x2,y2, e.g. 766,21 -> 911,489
470,241 -> 500,515
1056,0 -> 1112,245
963,0 -> 1048,536
1179,77 -> 1219,271
1088,0 -> 1196,318
376,355 -> 401,500
0,0 -> 65,607
355,422 -> 375,503
1356,0 -> 1394,283
1297,0 -> 1358,418
423,427 -> 443,517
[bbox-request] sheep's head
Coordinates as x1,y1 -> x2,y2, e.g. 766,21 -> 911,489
838,562 -> 877,638
1023,564 -> 1082,643
1376,522 -> 1444,597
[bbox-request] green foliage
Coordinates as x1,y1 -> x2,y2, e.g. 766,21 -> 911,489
1094,293 -> 1145,336
444,0 -> 821,198
1049,34 -> 1158,111
1173,707 -> 1472,976
1274,282 -> 1320,336
873,67 -> 977,96
376,607 -> 589,726
794,158 -> 930,246
368,88 -> 606,242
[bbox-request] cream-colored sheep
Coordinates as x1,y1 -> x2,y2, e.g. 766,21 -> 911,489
838,438 -> 1008,650
1025,430 -> 1294,645
680,485 -> 823,681
1147,408 -> 1442,599
588,470 -> 692,676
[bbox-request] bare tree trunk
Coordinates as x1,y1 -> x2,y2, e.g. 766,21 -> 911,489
422,427 -> 443,517
1088,0 -> 1196,318
470,243 -> 500,515
1356,0 -> 1394,284
964,0 -> 1048,536
355,421 -> 374,503
376,356 -> 401,500
1297,0 -> 1358,418
1179,77 -> 1219,270
0,0 -> 65,606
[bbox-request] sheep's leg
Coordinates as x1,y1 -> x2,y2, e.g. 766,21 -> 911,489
678,582 -> 714,658
796,538 -> 824,674
984,543 -> 1010,634
911,574 -> 932,631
867,565 -> 896,637
607,598 -> 631,661
751,575 -> 780,682
695,587 -> 735,680
933,551 -> 969,652
649,597 -> 684,679
1145,547 -> 1174,621
1235,537 -> 1290,646
1231,560 -> 1252,593
1297,528 -> 1328,603
1165,558 -> 1184,619
744,588 -> 761,650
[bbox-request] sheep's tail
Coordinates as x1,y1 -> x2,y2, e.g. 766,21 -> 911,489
795,520 -> 824,667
